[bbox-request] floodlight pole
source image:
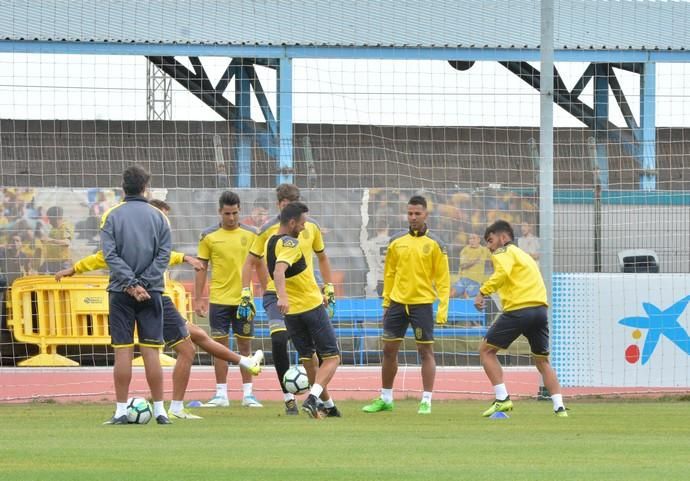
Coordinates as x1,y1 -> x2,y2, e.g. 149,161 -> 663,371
540,0 -> 554,302
538,0 -> 554,400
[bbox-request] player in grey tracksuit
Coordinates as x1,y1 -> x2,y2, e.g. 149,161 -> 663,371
100,164 -> 172,425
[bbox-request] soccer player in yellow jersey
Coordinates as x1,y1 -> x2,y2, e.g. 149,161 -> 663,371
362,195 -> 450,415
474,220 -> 567,417
194,191 -> 263,408
241,184 -> 335,416
269,202 -> 340,419
55,199 -> 263,420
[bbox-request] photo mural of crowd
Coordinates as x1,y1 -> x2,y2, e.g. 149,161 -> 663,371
0,187 -> 122,286
364,188 -> 540,299
0,186 -> 540,301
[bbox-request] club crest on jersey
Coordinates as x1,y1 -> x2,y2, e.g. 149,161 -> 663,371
241,237 -> 247,246
282,238 -> 298,248
423,244 -> 431,254
302,229 -> 310,239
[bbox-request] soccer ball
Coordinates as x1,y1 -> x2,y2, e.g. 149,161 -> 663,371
126,397 -> 153,424
282,365 -> 310,395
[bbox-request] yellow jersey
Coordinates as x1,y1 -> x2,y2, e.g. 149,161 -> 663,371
249,216 -> 325,292
382,228 -> 450,321
480,242 -> 547,312
459,245 -> 491,284
267,234 -> 322,315
198,224 -> 257,305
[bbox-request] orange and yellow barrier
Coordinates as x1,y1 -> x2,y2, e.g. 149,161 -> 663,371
8,275 -> 192,367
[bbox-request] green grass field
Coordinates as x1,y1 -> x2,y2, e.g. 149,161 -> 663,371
1,399 -> 689,481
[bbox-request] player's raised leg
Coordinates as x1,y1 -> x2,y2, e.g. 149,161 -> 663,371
187,323 -> 263,374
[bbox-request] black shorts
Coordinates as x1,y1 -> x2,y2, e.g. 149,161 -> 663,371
209,303 -> 254,339
484,305 -> 550,356
382,301 -> 434,343
162,295 -> 190,348
108,291 -> 164,347
285,305 -> 340,361
263,291 -> 286,334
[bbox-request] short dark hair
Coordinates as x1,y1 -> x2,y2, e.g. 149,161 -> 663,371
149,199 -> 170,212
276,184 -> 300,203
484,220 -> 514,241
122,165 -> 151,196
280,201 -> 309,225
408,195 -> 427,209
46,205 -> 63,218
218,191 -> 241,209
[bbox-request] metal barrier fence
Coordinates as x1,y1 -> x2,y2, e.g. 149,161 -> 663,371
8,275 -> 191,366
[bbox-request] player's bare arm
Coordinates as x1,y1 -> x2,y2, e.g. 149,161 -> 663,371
193,258 -> 210,316
184,255 -> 206,272
273,262 -> 290,314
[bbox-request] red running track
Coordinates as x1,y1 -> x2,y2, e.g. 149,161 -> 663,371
1,367 -> 686,403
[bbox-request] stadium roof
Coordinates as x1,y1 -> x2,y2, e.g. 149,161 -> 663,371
1,0 -> 689,51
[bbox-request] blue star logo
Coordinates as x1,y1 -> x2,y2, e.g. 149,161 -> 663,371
618,295 -> 690,364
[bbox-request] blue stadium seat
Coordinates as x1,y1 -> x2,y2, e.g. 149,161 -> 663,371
249,297 -> 486,364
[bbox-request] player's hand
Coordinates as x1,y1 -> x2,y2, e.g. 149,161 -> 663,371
194,302 -> 208,318
237,287 -> 256,322
126,285 -> 150,302
435,314 -> 447,325
185,255 -> 206,272
322,283 -> 335,318
134,285 -> 150,301
277,297 -> 289,315
55,267 -> 75,281
473,293 -> 486,310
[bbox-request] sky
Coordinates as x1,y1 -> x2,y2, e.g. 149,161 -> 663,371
2,53 -> 690,128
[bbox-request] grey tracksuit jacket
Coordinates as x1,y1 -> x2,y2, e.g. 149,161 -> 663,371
100,195 -> 171,293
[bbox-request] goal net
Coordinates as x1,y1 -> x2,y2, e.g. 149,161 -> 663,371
2,51 -> 690,398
